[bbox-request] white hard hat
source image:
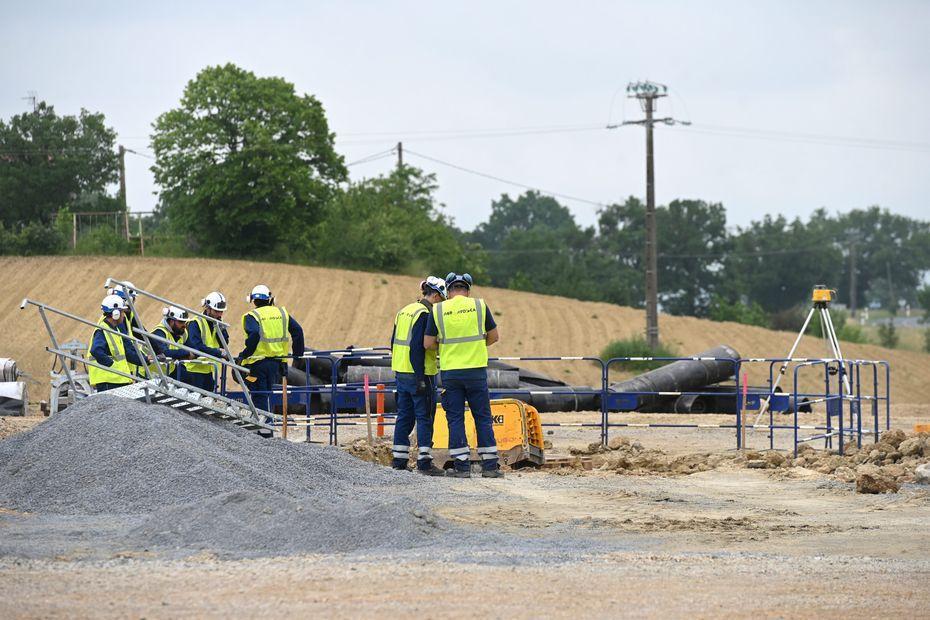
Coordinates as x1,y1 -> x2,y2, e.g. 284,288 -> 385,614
163,306 -> 190,322
202,291 -> 227,311
421,276 -> 448,300
101,294 -> 126,319
248,284 -> 272,303
107,282 -> 137,300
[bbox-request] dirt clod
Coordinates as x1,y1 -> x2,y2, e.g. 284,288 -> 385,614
855,472 -> 899,494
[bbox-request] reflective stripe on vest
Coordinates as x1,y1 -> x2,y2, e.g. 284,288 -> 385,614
86,318 -> 133,386
241,305 -> 290,365
391,301 -> 438,376
187,315 -> 222,375
432,296 -> 488,371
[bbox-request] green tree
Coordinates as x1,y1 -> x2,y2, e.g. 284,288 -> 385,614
837,207 -> 930,310
315,166 -> 483,276
914,285 -> 930,324
721,210 -> 842,313
877,321 -> 899,349
596,197 -> 729,314
470,191 -> 611,301
0,102 -> 118,228
151,64 -> 346,260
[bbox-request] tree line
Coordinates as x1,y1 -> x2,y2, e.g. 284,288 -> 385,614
2,63 -> 929,336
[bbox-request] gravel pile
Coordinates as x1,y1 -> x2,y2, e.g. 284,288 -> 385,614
0,396 -> 466,557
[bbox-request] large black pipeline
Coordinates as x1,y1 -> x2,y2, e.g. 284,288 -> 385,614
608,345 -> 740,412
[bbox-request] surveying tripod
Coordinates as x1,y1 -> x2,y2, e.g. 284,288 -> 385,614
755,285 -> 853,425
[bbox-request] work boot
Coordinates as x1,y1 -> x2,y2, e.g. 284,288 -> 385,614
392,464 -> 412,472
481,469 -> 505,479
417,465 -> 446,477
446,469 -> 471,479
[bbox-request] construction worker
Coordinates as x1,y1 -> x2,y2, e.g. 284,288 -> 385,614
236,285 -> 304,415
389,276 -> 447,476
186,291 -> 230,392
423,273 -> 503,479
107,282 -> 145,376
86,294 -> 148,392
146,306 -> 192,381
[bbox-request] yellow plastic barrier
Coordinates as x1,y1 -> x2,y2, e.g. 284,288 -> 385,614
432,398 -> 544,467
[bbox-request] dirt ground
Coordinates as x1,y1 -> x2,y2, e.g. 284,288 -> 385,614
2,404 -> 929,617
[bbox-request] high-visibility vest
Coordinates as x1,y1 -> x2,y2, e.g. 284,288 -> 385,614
145,321 -> 187,377
187,316 -> 223,375
431,295 -> 489,371
240,305 -> 290,365
86,318 -> 133,386
391,301 -> 438,376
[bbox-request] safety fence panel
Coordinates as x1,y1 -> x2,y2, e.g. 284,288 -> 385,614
220,350 -> 890,454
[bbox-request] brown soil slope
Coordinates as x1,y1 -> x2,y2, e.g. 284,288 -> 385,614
1,256 -> 927,402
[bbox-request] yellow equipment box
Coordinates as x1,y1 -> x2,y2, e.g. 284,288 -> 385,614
431,398 -> 545,467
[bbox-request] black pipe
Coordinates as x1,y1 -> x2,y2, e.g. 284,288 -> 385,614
609,345 -> 740,411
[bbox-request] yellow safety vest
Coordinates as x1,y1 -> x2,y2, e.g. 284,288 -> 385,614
240,305 -> 290,365
187,316 -> 223,375
431,296 -> 489,371
391,301 -> 438,376
86,318 -> 133,386
145,321 -> 187,377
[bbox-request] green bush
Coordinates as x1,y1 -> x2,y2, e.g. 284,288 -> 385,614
877,321 -> 899,349
600,337 -> 678,372
0,222 -> 65,255
707,295 -> 769,327
74,227 -> 135,256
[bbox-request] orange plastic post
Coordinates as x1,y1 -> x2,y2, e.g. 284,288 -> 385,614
376,383 -> 385,437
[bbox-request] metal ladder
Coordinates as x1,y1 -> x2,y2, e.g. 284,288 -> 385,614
20,277 -> 279,433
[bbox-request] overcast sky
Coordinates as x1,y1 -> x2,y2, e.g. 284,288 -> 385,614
3,0 -> 928,231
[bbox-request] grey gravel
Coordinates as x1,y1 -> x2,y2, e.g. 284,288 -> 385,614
0,396 -> 632,560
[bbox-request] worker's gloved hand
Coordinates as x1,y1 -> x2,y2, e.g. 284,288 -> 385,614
156,354 -> 168,364
415,378 -> 428,395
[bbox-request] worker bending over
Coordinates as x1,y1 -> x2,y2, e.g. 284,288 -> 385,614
147,306 -> 192,381
86,295 -> 148,392
237,285 -> 304,416
186,291 -> 230,392
389,276 -> 447,476
424,273 -> 503,478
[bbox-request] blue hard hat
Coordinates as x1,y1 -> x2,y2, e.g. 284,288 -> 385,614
444,272 -> 473,288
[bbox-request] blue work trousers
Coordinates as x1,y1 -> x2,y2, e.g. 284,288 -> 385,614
392,373 -> 437,469
440,370 -> 499,472
246,359 -> 282,417
185,371 -> 216,393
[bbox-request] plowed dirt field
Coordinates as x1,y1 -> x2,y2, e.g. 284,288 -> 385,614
1,255 -> 928,401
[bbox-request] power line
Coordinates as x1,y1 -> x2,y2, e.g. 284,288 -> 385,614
339,122 -> 603,138
403,148 -> 609,209
346,148 -> 396,167
675,123 -> 930,153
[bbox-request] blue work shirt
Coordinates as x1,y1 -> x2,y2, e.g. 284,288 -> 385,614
238,310 -> 305,361
187,320 -> 229,359
389,300 -> 432,380
424,299 -> 497,380
90,319 -> 146,367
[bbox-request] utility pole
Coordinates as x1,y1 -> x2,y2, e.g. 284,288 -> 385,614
396,141 -> 403,171
22,91 -> 37,112
608,81 -> 689,349
848,240 -> 858,317
118,145 -> 130,240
